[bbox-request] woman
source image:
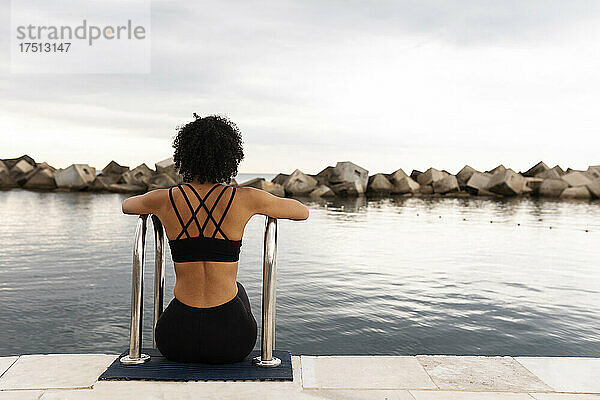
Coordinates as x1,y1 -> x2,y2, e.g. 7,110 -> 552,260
121,114 -> 309,364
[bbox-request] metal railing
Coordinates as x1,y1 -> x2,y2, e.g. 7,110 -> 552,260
119,214 -> 165,365
119,214 -> 280,368
252,217 -> 281,367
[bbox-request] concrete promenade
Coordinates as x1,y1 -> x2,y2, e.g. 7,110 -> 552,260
1,354 -> 599,399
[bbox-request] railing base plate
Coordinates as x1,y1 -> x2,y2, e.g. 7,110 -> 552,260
252,356 -> 281,368
120,353 -> 151,365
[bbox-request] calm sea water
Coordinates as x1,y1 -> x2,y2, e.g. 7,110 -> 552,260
1,173 -> 599,357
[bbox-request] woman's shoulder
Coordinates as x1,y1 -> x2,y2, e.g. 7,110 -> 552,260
147,187 -> 171,197
230,185 -> 275,211
233,185 -> 269,200
122,187 -> 169,215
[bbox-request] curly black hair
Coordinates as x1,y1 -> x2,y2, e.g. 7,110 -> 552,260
172,114 -> 244,183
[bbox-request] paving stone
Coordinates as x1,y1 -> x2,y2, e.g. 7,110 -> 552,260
0,391 -> 44,400
292,356 -> 303,383
0,354 -> 116,390
313,389 -> 414,399
301,356 -> 436,389
516,357 -> 600,393
410,391 -> 533,399
0,356 -> 18,377
43,386 -> 411,400
41,384 -> 189,400
10,355 -> 600,400
529,394 -> 600,399
58,356 -> 307,400
416,356 -> 552,392
43,380 -> 308,400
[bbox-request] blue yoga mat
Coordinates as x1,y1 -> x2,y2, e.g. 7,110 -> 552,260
99,348 -> 293,381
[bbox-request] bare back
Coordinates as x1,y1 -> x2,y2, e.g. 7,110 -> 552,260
156,182 -> 253,307
121,179 -> 309,307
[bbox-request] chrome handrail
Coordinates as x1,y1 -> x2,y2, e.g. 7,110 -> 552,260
119,214 -> 280,367
152,214 -> 166,349
120,214 -> 165,365
252,217 -> 281,367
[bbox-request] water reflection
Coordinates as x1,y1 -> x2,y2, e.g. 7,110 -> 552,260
302,195 -> 368,213
0,189 -> 599,357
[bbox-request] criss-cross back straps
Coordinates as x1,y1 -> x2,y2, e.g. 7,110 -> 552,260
180,183 -> 226,239
183,183 -> 236,240
168,183 -> 220,240
177,185 -> 204,235
168,186 -> 190,239
189,184 -> 231,239
212,186 -> 236,239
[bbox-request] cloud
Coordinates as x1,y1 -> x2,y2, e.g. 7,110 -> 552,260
1,0 -> 599,173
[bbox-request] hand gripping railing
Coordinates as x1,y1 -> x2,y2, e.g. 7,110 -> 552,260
120,214 -> 280,368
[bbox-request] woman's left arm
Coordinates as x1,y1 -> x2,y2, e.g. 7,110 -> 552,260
121,189 -> 164,215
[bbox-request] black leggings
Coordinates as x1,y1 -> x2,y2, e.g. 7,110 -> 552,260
154,281 -> 257,364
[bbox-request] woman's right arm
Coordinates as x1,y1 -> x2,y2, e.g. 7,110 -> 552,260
241,187 -> 309,220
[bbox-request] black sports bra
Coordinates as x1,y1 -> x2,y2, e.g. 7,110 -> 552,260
167,183 -> 242,263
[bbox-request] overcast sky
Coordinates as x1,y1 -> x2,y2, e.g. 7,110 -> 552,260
1,0 -> 599,175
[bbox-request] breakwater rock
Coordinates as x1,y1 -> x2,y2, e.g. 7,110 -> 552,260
1,156 -> 599,201
0,155 -> 184,194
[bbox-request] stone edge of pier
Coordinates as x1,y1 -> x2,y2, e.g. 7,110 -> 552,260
0,354 -> 599,399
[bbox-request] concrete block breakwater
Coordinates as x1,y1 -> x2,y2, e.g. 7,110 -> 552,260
1,155 -> 599,201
